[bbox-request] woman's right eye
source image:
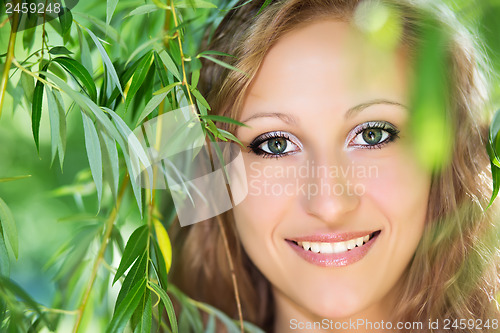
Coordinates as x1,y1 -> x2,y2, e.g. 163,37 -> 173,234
248,131 -> 300,158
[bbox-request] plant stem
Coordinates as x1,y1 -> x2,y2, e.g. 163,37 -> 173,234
72,175 -> 129,333
0,2 -> 20,118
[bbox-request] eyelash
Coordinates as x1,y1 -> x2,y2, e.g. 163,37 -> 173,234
248,121 -> 400,158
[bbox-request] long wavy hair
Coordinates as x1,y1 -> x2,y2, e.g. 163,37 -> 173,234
170,0 -> 500,331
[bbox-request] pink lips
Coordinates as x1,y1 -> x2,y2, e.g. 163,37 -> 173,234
286,230 -> 381,267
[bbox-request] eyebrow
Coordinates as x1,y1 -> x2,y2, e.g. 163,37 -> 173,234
241,99 -> 407,124
345,99 -> 407,119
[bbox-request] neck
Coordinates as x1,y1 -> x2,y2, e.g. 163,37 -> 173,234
272,288 -> 399,333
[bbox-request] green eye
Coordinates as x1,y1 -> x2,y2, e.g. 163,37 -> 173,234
266,138 -> 287,154
362,128 -> 384,145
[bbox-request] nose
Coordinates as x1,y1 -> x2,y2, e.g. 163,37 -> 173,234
301,157 -> 360,224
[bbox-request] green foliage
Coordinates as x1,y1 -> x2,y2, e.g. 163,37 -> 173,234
0,0 -> 258,331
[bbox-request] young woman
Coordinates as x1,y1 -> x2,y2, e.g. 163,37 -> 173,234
171,0 -> 500,331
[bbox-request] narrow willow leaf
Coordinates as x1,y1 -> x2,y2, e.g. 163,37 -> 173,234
53,57 -> 97,102
0,198 -> 18,259
190,87 -> 211,110
133,290 -> 152,333
46,88 -> 60,165
105,108 -> 152,193
77,25 -> 93,74
204,314 -> 215,333
200,114 -> 248,128
98,125 -> 119,201
148,282 -> 178,333
85,27 -> 124,95
155,48 -> 181,81
198,55 -> 247,76
0,175 -> 31,183
116,251 -> 147,309
81,111 -> 103,206
113,225 -> 148,284
196,302 -> 240,333
53,89 -> 67,169
153,81 -> 182,96
32,80 -> 44,153
153,219 -> 172,273
59,7 -> 73,36
153,51 -> 169,87
0,230 -> 10,276
20,70 -> 34,102
135,92 -> 168,127
218,129 -> 244,146
106,0 -> 119,26
175,0 -> 217,8
126,52 -> 154,111
107,278 -> 147,333
197,50 -> 236,58
48,46 -> 73,55
257,0 -> 272,15
125,5 -> 159,18
191,70 -> 200,89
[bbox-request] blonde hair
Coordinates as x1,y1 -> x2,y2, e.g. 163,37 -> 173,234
170,0 -> 500,331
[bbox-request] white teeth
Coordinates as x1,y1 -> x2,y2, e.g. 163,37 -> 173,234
320,242 -> 333,254
332,242 -> 348,254
296,233 -> 374,254
310,243 -> 321,253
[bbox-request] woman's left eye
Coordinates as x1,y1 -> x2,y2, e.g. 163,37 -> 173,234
349,121 -> 400,148
248,131 -> 300,157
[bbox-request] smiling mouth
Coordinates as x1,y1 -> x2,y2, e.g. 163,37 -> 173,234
289,231 -> 381,255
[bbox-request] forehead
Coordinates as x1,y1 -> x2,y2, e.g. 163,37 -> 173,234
240,19 -> 409,120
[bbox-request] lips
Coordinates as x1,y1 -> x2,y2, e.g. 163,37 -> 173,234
286,230 -> 381,267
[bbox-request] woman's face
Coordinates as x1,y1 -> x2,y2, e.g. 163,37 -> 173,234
233,20 -> 431,322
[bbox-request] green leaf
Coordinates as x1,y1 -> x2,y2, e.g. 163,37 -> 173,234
218,129 -> 244,146
175,0 -> 217,8
125,5 -> 159,18
198,55 -> 247,76
126,38 -> 161,68
0,175 -> 31,183
77,25 -> 93,74
191,88 -> 211,110
135,92 -> 168,127
113,225 -> 148,284
153,81 -> 182,96
32,80 -> 44,153
126,52 -> 154,111
191,70 -> 200,89
107,278 -> 147,333
46,88 -> 62,165
20,70 -> 34,102
0,198 -> 18,260
53,57 -> 97,102
155,48 -> 181,81
74,12 -> 125,48
59,7 -> 73,35
197,50 -> 236,58
48,46 -> 73,55
106,0 -> 119,26
98,125 -> 119,202
85,27 -> 124,95
153,51 -> 169,87
0,229 -> 10,276
53,89 -> 67,169
148,282 -> 178,333
200,114 -> 248,128
257,0 -> 272,15
81,111 -> 103,206
133,290 -> 152,333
